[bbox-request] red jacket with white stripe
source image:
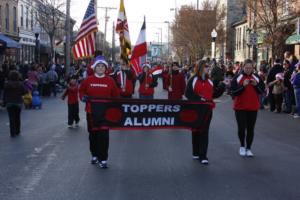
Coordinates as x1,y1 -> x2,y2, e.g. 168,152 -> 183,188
79,75 -> 119,113
185,75 -> 215,109
114,69 -> 135,97
230,72 -> 265,111
138,72 -> 158,96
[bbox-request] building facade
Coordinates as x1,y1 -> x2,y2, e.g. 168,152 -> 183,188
0,0 -> 20,65
18,0 -> 37,65
218,0 -> 246,61
233,0 -> 300,63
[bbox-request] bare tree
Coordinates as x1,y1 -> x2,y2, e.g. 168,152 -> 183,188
35,0 -> 65,63
171,0 -> 226,62
244,0 -> 300,59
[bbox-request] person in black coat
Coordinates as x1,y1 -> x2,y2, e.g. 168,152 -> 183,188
283,60 -> 296,113
2,71 -> 27,137
266,59 -> 284,112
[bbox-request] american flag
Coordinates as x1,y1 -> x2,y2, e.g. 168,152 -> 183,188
72,0 -> 98,60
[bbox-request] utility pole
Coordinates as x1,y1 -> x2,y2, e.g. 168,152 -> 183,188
112,22 -> 116,64
65,0 -> 71,75
197,0 -> 199,10
98,7 -> 117,55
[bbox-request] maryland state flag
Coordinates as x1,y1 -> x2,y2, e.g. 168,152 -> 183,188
116,0 -> 131,64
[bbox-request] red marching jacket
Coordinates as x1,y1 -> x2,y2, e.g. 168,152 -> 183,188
166,71 -> 186,100
114,69 -> 135,97
230,73 -> 265,111
138,72 -> 158,96
185,75 -> 216,109
79,75 -> 119,113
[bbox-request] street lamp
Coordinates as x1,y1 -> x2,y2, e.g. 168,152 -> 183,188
33,26 -> 40,64
211,29 -> 217,59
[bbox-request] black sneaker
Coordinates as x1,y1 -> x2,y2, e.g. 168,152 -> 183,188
91,157 -> 99,164
99,161 -> 108,169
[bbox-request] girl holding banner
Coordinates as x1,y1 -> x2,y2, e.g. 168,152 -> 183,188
79,57 -> 119,169
185,61 -> 215,165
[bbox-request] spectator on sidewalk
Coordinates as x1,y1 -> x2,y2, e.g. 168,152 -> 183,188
291,62 -> 300,119
268,73 -> 284,113
46,65 -> 58,97
2,71 -> 27,137
266,59 -> 284,112
283,60 -> 296,114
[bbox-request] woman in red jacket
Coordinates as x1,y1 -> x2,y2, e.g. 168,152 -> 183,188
113,60 -> 135,98
230,59 -> 265,157
79,58 -> 119,169
185,60 -> 215,165
167,62 -> 186,100
138,64 -> 158,99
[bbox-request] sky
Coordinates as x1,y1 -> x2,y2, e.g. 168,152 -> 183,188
71,0 -> 203,46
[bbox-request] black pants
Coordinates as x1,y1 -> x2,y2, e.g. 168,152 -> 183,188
68,103 -> 80,125
235,110 -> 258,149
268,87 -> 276,111
274,94 -> 283,112
49,82 -> 57,97
7,105 -> 21,137
87,114 -> 109,161
192,111 -> 212,160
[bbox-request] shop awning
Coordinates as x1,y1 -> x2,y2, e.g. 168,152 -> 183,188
0,34 -> 21,48
286,33 -> 300,45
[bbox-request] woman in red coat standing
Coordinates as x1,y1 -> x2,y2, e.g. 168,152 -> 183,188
79,57 -> 119,169
230,59 -> 265,157
167,62 -> 186,100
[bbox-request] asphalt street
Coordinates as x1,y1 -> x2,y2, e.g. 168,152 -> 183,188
1,79 -> 300,200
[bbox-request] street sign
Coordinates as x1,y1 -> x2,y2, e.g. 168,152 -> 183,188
249,33 -> 258,46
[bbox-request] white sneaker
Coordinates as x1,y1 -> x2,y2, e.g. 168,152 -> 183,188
74,123 -> 79,128
200,159 -> 209,165
293,114 -> 300,119
239,147 -> 246,156
68,125 -> 73,128
192,156 -> 199,160
246,149 -> 254,157
99,160 -> 108,169
91,157 -> 98,164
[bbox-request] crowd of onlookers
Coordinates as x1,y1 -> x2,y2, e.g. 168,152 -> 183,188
177,51 -> 300,119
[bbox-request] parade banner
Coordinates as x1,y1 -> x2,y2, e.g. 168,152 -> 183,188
90,98 -> 212,131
